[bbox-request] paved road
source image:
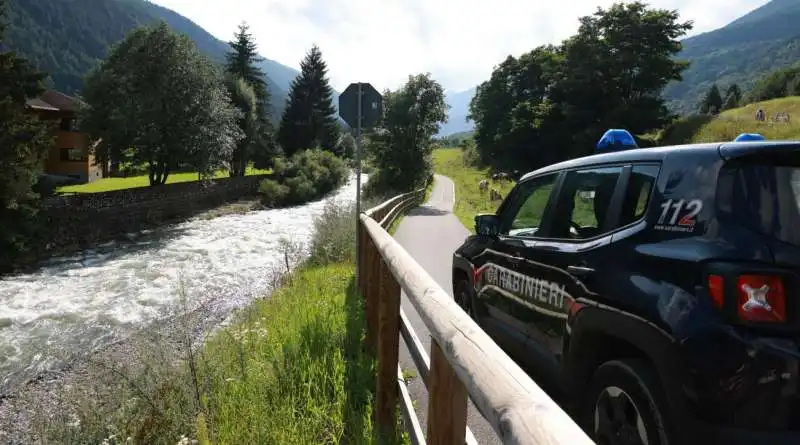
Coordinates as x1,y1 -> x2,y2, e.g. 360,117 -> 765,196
394,174 -> 501,445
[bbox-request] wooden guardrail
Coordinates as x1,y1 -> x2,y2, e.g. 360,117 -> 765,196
357,183 -> 595,445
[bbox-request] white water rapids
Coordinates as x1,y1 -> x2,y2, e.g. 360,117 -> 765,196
0,174 -> 363,393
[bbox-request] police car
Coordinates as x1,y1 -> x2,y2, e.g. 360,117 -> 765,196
451,129 -> 800,445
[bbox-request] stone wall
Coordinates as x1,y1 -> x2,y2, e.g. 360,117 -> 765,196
39,174 -> 271,253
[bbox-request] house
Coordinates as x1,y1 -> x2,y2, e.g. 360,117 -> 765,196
25,90 -> 104,183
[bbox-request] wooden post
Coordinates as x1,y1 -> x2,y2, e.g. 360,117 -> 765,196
376,257 -> 402,442
357,222 -> 365,295
427,340 -> 468,445
365,235 -> 380,354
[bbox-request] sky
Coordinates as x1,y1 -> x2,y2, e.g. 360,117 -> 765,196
151,0 -> 771,94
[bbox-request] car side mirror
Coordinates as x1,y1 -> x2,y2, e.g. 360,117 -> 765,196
475,214 -> 500,237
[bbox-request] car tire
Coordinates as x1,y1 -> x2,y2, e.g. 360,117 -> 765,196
453,278 -> 478,320
581,359 -> 676,445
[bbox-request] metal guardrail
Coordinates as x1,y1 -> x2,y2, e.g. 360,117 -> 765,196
356,182 -> 594,445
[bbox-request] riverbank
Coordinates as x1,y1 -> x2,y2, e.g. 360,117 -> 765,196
0,175 -> 364,393
0,263 -> 380,445
0,178 -> 408,445
0,198 -> 405,445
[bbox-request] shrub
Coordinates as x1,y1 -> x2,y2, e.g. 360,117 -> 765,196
284,176 -> 317,204
258,148 -> 349,208
307,200 -> 356,266
258,179 -> 289,207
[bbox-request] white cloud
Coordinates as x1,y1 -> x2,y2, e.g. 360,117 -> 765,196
152,0 -> 770,93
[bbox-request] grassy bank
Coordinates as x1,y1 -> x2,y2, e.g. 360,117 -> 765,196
659,96 -> 800,145
58,166 -> 271,194
432,147 -> 515,230
191,262 -> 378,444
30,200 -> 407,445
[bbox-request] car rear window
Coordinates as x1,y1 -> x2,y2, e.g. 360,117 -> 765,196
717,155 -> 800,246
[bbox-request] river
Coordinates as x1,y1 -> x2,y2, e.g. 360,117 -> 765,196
0,174 -> 363,394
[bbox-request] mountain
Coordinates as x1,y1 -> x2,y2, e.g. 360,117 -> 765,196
439,87 -> 476,137
3,0 -> 300,119
663,0 -> 800,114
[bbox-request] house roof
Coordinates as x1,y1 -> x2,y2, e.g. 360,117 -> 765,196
25,97 -> 60,111
25,89 -> 84,112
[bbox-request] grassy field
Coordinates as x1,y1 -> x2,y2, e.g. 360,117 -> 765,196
660,96 -> 800,145
57,167 -> 271,194
432,147 -> 515,230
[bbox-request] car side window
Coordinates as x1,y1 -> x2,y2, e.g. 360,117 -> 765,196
550,166 -> 623,240
619,164 -> 660,226
504,174 -> 558,237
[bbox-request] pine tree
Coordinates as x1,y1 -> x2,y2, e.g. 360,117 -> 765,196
0,0 -> 54,271
722,91 -> 739,111
722,83 -> 742,110
225,22 -> 269,116
725,83 -> 742,105
699,84 -> 723,115
277,45 -> 339,157
224,22 -> 276,172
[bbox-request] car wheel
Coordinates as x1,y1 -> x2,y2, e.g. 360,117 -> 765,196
581,359 -> 675,445
454,278 -> 477,320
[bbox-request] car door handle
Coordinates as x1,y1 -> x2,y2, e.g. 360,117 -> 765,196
567,265 -> 594,276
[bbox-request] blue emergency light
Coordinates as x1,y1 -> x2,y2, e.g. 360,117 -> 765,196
596,129 -> 639,153
734,133 -> 766,142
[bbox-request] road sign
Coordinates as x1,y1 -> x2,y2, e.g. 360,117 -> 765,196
340,82 -> 382,282
338,82 -> 383,130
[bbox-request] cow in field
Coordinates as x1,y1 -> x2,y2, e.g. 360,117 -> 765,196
493,172 -> 511,183
490,188 -> 503,201
479,179 -> 489,193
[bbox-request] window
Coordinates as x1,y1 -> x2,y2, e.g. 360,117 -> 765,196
619,164 -> 659,226
551,166 -> 623,240
505,174 -> 558,237
60,147 -> 87,162
718,155 -> 800,247
60,118 -> 73,131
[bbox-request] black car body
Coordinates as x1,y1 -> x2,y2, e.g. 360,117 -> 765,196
452,138 -> 800,445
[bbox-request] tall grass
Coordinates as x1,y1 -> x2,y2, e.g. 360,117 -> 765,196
23,200 -> 406,445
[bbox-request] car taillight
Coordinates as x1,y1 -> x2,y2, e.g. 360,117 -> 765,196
736,275 -> 786,323
707,274 -> 725,309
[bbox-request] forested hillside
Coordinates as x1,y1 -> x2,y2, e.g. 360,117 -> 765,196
2,0 -> 298,118
663,0 -> 800,114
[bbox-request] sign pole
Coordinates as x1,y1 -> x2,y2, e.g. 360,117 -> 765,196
354,83 -> 363,280
355,82 -> 363,216
339,81 -> 380,283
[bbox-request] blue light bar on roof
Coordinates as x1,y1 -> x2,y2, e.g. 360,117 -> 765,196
596,129 -> 638,152
734,133 -> 766,142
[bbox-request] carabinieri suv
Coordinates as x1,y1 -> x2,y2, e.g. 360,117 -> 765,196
451,129 -> 800,445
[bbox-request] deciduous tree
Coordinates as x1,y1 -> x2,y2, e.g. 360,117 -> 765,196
226,76 -> 258,177
468,1 -> 692,171
82,22 -> 242,185
367,73 -> 448,194
0,0 -> 54,271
